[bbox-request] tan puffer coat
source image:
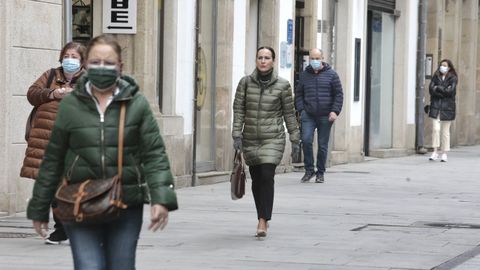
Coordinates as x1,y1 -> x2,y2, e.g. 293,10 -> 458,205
20,67 -> 83,179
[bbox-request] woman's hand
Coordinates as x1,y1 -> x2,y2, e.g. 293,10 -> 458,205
50,87 -> 73,99
148,204 -> 169,232
32,221 -> 49,238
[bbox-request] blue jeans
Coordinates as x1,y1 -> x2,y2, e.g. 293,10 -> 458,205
301,112 -> 333,175
63,205 -> 144,270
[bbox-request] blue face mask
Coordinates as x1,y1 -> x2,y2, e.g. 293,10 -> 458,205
62,58 -> 81,74
310,59 -> 322,70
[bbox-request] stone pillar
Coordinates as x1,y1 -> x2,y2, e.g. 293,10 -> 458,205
456,0 -> 478,145
258,0 -> 280,52
329,0 -> 349,164
1,0 -> 63,214
0,0 -> 7,215
215,0 -> 235,171
476,3 -> 480,144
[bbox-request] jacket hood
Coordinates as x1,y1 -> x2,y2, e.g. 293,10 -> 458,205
73,74 -> 139,101
306,62 -> 332,73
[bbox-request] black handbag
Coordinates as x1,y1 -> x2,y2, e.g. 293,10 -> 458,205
53,103 -> 128,224
230,150 -> 246,200
424,104 -> 430,114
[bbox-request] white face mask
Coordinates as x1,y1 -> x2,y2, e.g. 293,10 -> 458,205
439,66 -> 449,74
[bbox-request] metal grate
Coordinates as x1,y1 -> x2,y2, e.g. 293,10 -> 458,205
368,0 -> 396,14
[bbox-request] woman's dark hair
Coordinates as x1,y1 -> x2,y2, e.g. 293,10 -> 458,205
256,46 -> 276,60
86,34 -> 122,62
439,59 -> 457,77
58,41 -> 86,63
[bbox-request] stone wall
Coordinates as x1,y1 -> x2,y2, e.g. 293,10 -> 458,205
1,0 -> 63,214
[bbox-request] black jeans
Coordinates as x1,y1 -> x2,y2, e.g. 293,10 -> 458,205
249,163 -> 276,221
51,199 -> 65,231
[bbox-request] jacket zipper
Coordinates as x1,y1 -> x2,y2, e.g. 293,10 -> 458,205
100,118 -> 106,179
66,155 -> 80,181
91,96 -> 108,180
256,87 -> 265,156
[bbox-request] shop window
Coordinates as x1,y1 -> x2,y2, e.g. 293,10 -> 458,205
72,0 -> 93,44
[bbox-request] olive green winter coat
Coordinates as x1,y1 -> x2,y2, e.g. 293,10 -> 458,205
232,70 -> 300,166
27,75 -> 178,222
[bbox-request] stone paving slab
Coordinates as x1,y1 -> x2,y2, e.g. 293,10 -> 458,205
1,145 -> 480,269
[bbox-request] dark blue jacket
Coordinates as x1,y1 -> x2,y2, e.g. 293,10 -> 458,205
294,63 -> 343,117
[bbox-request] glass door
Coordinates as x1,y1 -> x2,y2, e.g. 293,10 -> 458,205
365,10 -> 394,153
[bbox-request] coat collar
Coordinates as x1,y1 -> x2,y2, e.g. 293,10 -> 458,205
249,68 -> 279,88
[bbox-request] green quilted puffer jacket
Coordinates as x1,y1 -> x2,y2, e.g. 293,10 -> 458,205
27,74 -> 178,222
232,69 -> 300,166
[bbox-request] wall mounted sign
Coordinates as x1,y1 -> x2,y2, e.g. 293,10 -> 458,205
287,19 -> 293,44
425,54 -> 433,79
103,0 -> 137,34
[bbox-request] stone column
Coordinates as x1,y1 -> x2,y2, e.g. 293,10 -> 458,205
1,0 -> 63,214
215,0 -> 235,171
258,0 -> 280,53
476,3 -> 480,144
456,0 -> 478,145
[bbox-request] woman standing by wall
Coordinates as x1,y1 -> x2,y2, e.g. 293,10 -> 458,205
428,59 -> 458,162
21,41 -> 86,244
232,46 -> 300,237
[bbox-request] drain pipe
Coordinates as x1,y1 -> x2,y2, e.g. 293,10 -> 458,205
64,0 -> 72,43
192,0 -> 201,187
415,0 -> 428,154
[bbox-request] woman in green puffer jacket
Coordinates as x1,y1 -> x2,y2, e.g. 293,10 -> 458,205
232,46 -> 300,237
27,34 -> 177,269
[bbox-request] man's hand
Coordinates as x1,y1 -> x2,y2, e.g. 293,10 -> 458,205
148,204 -> 169,232
329,112 -> 338,122
32,221 -> 48,238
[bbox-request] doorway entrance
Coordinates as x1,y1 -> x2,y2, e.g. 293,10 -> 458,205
364,10 -> 395,155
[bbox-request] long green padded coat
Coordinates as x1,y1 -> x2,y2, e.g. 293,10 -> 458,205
232,69 -> 300,166
27,75 -> 178,222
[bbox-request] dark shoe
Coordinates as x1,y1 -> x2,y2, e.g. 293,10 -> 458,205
45,229 -> 68,245
301,171 -> 315,183
315,174 -> 324,183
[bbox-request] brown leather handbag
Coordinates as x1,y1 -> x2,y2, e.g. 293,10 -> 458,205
230,150 -> 246,200
53,103 -> 128,224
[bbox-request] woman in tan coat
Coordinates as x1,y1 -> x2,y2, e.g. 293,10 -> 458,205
21,41 -> 85,244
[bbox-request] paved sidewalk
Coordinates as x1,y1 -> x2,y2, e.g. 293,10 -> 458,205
1,145 -> 480,270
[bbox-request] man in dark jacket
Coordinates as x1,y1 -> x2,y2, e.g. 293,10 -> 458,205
294,48 -> 343,183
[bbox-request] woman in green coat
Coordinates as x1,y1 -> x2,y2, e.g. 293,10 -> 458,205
232,46 -> 300,237
27,34 -> 178,269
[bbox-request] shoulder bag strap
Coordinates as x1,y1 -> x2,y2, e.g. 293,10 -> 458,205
117,103 -> 126,179
46,68 -> 56,88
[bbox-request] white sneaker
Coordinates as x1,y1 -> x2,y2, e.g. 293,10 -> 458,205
429,152 -> 439,161
441,153 -> 448,162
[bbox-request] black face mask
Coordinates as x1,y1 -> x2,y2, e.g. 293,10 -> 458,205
87,65 -> 119,91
